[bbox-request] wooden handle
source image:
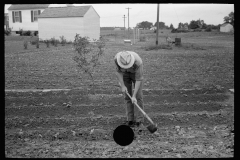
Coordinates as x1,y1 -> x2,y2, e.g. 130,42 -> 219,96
125,91 -> 155,125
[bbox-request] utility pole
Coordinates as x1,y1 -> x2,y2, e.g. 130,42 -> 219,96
126,7 -> 131,39
156,4 -> 159,45
123,15 -> 126,30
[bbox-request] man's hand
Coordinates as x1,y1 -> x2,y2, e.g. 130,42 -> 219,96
131,96 -> 137,104
121,85 -> 127,94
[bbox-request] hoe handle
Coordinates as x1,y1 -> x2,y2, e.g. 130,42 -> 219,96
125,91 -> 155,125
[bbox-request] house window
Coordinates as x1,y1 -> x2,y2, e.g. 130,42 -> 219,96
33,10 -> 39,21
14,11 -> 20,22
32,10 -> 41,22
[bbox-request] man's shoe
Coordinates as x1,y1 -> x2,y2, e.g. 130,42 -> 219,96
134,122 -> 147,133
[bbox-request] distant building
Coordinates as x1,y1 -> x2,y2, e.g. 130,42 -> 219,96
38,5 -> 100,41
220,23 -> 233,32
8,4 -> 50,33
150,27 -> 156,30
4,13 -> 9,29
114,27 -> 121,31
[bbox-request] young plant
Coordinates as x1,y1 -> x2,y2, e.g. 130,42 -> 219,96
60,35 -> 66,46
24,41 -> 28,49
36,39 -> 39,48
50,37 -> 55,46
19,28 -> 23,36
44,40 -> 50,48
4,28 -> 12,36
72,34 -> 106,89
54,39 -> 58,47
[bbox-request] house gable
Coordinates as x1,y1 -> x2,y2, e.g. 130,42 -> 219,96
220,23 -> 232,28
38,6 -> 91,18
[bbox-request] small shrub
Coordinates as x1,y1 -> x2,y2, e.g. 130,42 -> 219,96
4,28 -> 11,36
193,28 -> 202,32
54,39 -> 59,47
60,36 -> 67,46
50,37 -> 56,46
205,27 -> 212,32
140,36 -> 146,42
44,40 -> 50,48
67,40 -> 73,44
36,39 -> 39,48
19,28 -> 23,36
171,29 -> 178,33
31,40 -> 37,45
23,41 -> 28,49
34,31 -> 38,36
72,34 -> 106,88
22,30 -> 32,36
145,44 -> 172,51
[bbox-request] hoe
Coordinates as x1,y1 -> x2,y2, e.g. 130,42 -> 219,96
125,91 -> 158,133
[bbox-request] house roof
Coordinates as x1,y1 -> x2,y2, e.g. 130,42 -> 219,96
38,6 -> 91,18
8,4 -> 50,10
221,23 -> 232,27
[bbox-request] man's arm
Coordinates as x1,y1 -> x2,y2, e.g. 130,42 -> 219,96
132,64 -> 143,103
115,71 -> 127,93
132,81 -> 141,98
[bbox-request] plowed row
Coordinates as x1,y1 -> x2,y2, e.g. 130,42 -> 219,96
5,88 -> 234,158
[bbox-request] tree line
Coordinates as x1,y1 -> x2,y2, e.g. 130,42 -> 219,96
136,11 -> 234,30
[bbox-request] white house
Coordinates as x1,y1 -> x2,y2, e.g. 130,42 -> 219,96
38,5 -> 100,42
8,4 -> 50,33
150,27 -> 156,30
220,23 -> 234,32
4,13 -> 9,30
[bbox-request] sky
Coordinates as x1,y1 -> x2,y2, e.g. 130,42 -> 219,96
5,4 -> 234,28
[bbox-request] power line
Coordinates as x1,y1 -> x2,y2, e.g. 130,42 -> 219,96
172,4 -> 181,26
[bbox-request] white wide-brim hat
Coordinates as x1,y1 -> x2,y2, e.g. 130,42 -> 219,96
116,51 -> 135,69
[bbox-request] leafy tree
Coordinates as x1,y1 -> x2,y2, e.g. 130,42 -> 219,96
197,19 -> 204,28
170,24 -> 174,29
183,22 -> 188,28
202,23 -> 207,29
178,22 -> 184,29
154,22 -> 166,29
224,11 -> 234,27
136,21 -> 153,29
189,20 -> 199,29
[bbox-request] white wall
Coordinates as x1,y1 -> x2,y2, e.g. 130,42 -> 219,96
83,6 -> 100,41
38,17 -> 84,42
8,9 -> 44,31
220,24 -> 233,32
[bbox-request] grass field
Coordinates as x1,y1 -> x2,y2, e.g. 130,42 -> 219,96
5,29 -> 234,158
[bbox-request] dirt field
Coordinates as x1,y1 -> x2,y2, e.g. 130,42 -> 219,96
5,30 -> 234,158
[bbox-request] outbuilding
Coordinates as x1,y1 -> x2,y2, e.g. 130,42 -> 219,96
220,23 -> 233,32
38,5 -> 100,42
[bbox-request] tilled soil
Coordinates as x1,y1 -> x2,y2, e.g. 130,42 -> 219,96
5,88 -> 234,158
